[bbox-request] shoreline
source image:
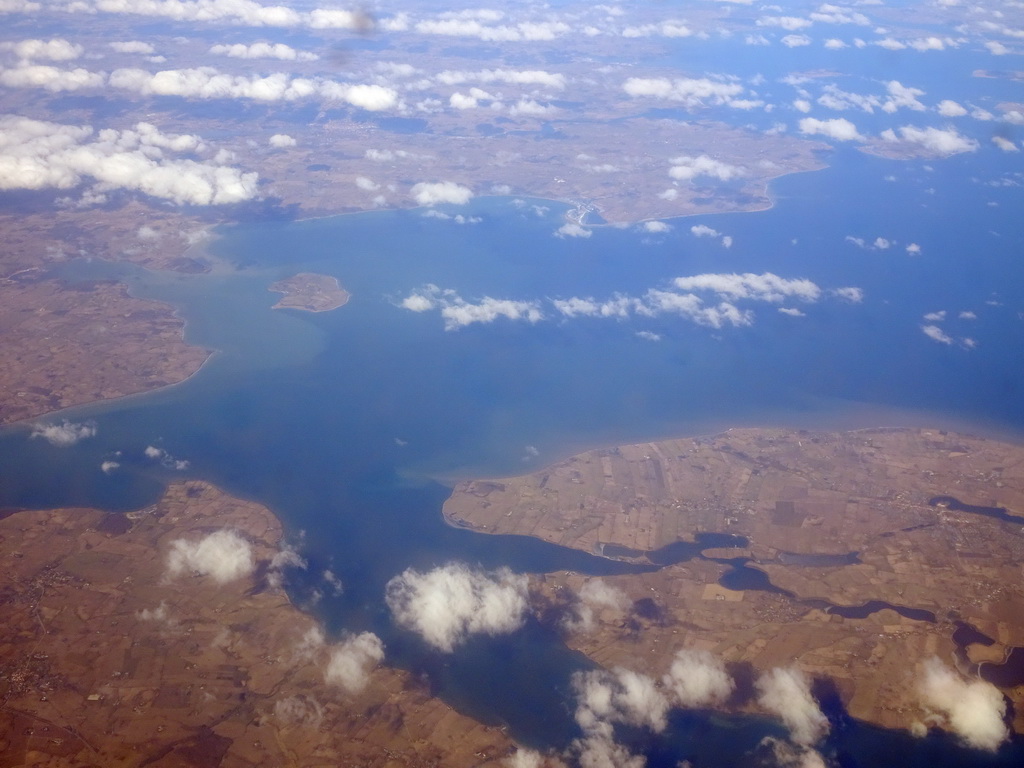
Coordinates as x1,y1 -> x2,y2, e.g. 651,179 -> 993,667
438,421 -> 1024,535
423,402 -> 1024,490
248,155 -> 833,232
440,425 -> 1024,738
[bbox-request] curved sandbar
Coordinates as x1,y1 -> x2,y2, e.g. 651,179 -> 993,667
270,273 -> 350,313
444,427 -> 1024,735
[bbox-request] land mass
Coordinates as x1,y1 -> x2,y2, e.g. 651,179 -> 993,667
444,427 -> 1024,736
0,481 -> 512,768
0,275 -> 209,426
269,273 -> 350,313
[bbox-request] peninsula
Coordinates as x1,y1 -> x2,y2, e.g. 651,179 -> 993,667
0,481 -> 512,767
444,427 -> 1024,736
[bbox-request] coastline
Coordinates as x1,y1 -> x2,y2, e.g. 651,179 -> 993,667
0,480 -> 515,766
441,425 -> 1024,737
423,399 -> 1024,491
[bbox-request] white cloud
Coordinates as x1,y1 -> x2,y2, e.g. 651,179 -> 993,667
166,529 -> 254,584
423,211 -> 481,225
640,291 -> 753,328
663,649 -> 734,708
923,311 -> 946,322
781,34 -> 812,48
959,311 -> 977,320
919,658 -> 1007,751
365,148 -> 407,162
509,98 -> 557,117
406,272 -> 854,332
58,0 -> 303,28
779,307 -> 806,317
799,117 -> 863,141
985,41 -> 1008,56
816,84 -> 881,114
622,21 -> 694,39
906,243 -> 921,254
574,667 -> 669,733
505,748 -> 543,768
109,40 -> 155,55
99,66 -> 398,110
325,632 -> 384,693
411,181 -> 473,206
563,579 -> 629,634
882,125 -> 979,155
273,696 -> 324,727
268,133 -> 296,147
385,563 -> 530,651
992,136 -> 1019,152
439,293 -> 542,328
757,667 -> 829,746
209,42 -> 317,61
308,8 -> 372,30
907,37 -> 953,52
574,734 -> 644,768
137,225 -> 160,240
921,324 -> 953,344
936,100 -> 967,117
793,99 -> 812,113
552,297 -> 601,318
340,83 -> 399,111
669,154 -> 745,182
691,224 -> 720,238
138,601 -> 174,625
1,38 -> 82,61
556,222 -> 592,238
436,68 -> 565,90
642,220 -> 671,233
0,116 -> 258,205
100,460 -> 120,474
636,330 -> 662,341
323,568 -> 343,595
30,419 -> 96,446
623,76 -> 749,109
823,38 -> 848,49
812,5 -> 870,25
0,63 -> 105,92
672,272 -> 821,302
845,235 -> 893,251
1001,108 -> 1024,126
757,16 -> 813,31
415,18 -> 570,42
882,81 -> 926,113
449,91 -> 481,110
0,0 -> 41,11
876,37 -> 906,51
832,286 -> 864,302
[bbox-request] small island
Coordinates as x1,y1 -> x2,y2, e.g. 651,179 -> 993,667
269,273 -> 350,313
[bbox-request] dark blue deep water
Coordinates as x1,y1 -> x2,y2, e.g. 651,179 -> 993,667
1,149 -> 1022,765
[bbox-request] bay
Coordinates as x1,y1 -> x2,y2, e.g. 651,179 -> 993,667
1,148 -> 1022,765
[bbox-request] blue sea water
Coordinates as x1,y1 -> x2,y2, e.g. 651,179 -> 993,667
1,146 -> 1023,765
